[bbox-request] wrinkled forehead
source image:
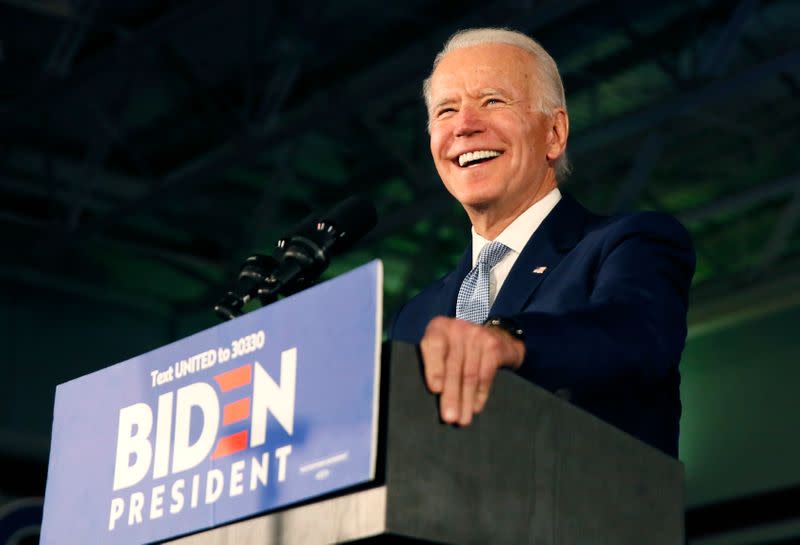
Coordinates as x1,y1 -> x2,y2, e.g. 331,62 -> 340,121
429,43 -> 540,99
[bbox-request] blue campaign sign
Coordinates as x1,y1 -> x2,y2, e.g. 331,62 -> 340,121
40,261 -> 383,545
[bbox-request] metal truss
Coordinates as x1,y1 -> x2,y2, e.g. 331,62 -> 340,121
0,0 -> 797,337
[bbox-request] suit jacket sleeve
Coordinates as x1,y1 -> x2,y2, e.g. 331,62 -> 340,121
513,212 -> 695,398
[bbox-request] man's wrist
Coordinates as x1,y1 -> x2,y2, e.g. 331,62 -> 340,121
483,315 -> 524,341
483,315 -> 526,370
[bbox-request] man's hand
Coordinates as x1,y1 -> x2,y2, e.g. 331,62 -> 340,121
419,316 -> 525,426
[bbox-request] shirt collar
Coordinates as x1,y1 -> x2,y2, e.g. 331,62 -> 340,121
471,187 -> 562,265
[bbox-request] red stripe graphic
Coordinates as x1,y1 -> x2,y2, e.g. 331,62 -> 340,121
211,430 -> 249,460
222,397 -> 251,425
214,364 -> 252,392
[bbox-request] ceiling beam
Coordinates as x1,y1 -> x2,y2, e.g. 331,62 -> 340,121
678,174 -> 800,225
0,0 -> 76,19
688,266 -> 800,339
0,0 -> 218,116
0,265 -> 171,316
41,0 -> 96,77
610,131 -> 664,213
20,0 -> 599,245
697,0 -> 760,78
606,0 -> 759,214
0,173 -> 111,212
3,148 -> 146,200
570,48 -> 800,156
755,187 -> 800,271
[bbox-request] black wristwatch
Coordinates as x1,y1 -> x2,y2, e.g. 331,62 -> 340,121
483,315 -> 525,341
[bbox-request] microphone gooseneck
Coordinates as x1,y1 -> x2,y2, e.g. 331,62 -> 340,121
214,195 -> 377,321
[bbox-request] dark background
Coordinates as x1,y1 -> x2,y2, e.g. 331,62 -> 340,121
1,1 -> 799,543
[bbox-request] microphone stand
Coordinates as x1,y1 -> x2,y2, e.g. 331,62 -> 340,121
213,254 -> 279,321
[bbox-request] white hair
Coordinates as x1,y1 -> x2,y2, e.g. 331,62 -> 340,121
422,27 -> 572,181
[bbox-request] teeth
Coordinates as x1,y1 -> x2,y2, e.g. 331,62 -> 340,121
458,150 -> 501,167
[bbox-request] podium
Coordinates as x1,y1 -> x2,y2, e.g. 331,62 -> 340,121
41,262 -> 682,545
167,341 -> 683,545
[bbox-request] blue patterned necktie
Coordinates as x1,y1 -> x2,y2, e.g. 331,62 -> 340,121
456,241 -> 511,324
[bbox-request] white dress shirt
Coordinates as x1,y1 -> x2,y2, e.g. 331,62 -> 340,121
470,187 -> 562,306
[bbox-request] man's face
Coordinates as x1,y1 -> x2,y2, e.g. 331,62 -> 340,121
427,43 -> 559,222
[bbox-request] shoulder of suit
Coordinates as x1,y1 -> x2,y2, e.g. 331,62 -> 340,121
584,210 -> 692,244
573,213 -> 695,275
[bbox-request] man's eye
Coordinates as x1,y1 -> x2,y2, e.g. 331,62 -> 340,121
485,98 -> 504,106
437,108 -> 456,117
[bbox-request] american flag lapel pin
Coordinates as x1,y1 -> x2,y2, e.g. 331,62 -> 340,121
532,266 -> 547,274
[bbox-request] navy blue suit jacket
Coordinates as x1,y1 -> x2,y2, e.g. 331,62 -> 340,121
390,193 -> 695,457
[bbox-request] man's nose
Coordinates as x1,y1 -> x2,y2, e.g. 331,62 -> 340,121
454,105 -> 485,137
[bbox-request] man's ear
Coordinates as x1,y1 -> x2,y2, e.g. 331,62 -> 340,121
546,108 -> 569,161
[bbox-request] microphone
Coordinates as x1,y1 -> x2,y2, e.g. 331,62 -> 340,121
258,195 -> 377,300
214,195 -> 377,321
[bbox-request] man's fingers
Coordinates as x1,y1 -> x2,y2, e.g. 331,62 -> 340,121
459,332 -> 481,426
420,317 -> 526,426
473,329 -> 509,413
440,328 -> 464,424
474,355 -> 498,413
420,318 -> 448,393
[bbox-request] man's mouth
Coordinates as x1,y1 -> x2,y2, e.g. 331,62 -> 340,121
457,150 -> 502,167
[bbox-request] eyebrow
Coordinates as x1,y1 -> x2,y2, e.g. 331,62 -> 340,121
478,87 -> 505,98
478,87 -> 509,98
430,87 -> 512,112
431,97 -> 455,111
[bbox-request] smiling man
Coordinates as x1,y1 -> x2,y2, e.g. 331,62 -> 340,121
390,28 -> 695,457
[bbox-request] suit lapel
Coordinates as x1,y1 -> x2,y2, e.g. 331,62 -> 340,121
433,244 -> 473,317
490,193 -> 591,317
